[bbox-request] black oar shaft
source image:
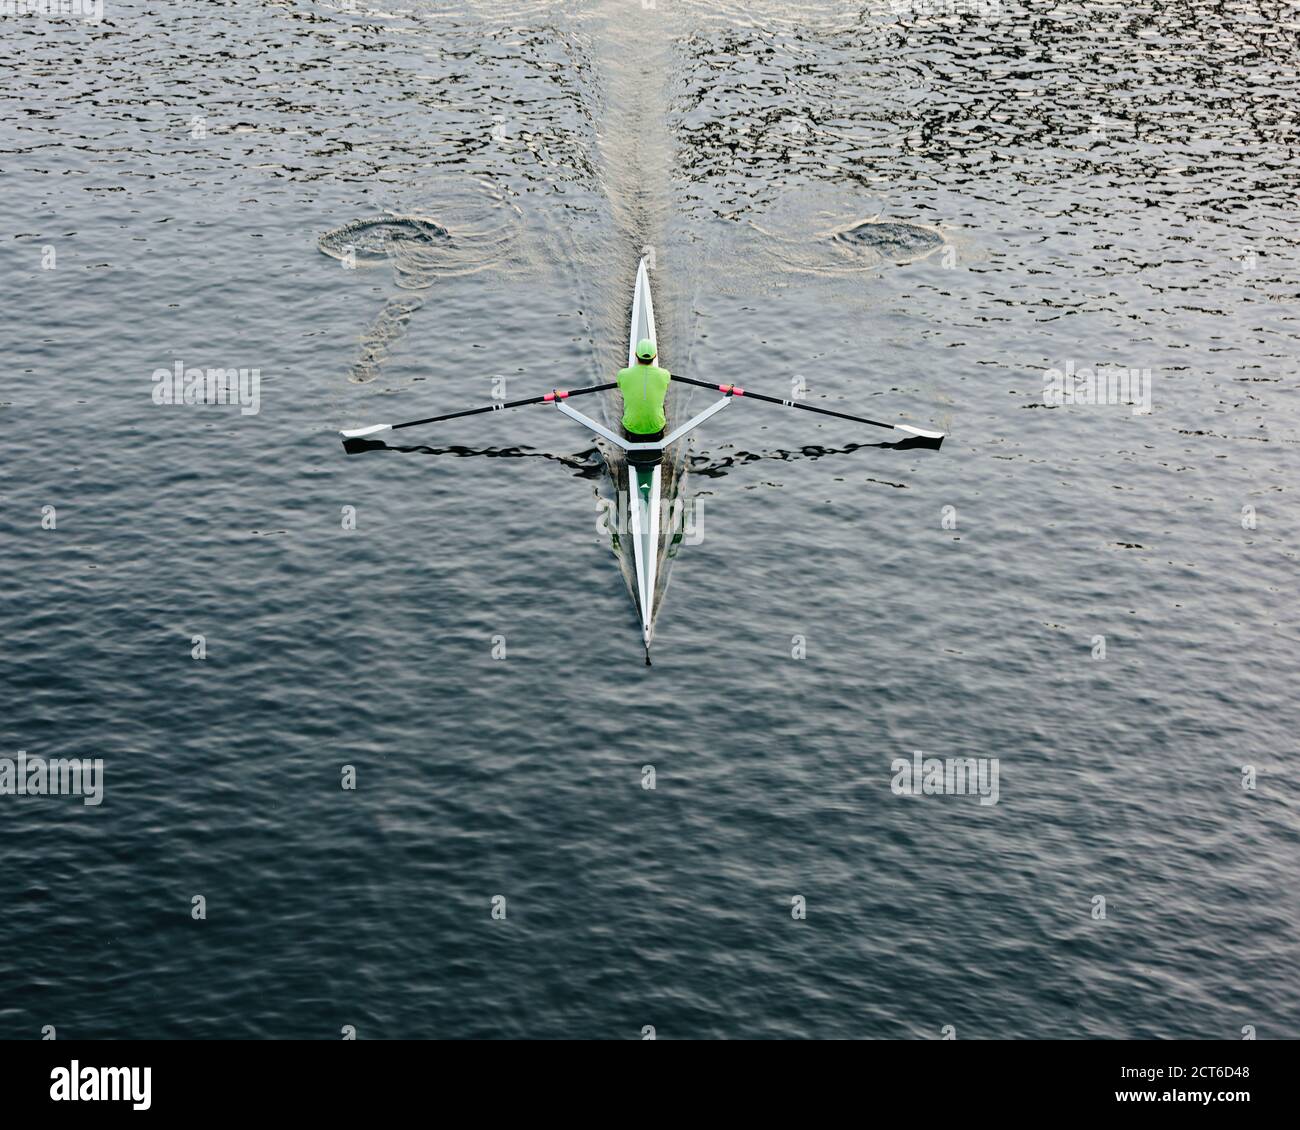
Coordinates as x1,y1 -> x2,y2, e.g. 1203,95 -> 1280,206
670,374 -> 895,431
392,382 -> 617,432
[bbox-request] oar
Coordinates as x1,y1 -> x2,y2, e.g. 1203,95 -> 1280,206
339,382 -> 618,439
670,374 -> 945,445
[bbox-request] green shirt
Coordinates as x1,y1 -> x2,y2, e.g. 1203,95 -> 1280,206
617,363 -> 671,435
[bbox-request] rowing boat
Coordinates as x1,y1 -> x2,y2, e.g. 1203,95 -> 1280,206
549,257 -> 732,663
338,259 -> 946,663
626,259 -> 662,655
556,258 -> 732,660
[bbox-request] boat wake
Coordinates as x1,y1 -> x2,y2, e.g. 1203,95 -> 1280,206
319,182 -> 521,384
318,215 -> 450,268
746,183 -> 950,275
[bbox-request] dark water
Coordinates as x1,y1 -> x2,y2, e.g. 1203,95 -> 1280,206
1,1 -> 1297,1039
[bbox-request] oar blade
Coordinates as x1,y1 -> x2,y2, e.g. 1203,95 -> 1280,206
340,423 -> 393,439
894,423 -> 946,441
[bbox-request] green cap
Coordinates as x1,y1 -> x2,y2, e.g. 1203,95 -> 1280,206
635,338 -> 657,362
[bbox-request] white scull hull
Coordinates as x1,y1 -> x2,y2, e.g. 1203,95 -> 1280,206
551,257 -> 731,658
627,258 -> 661,652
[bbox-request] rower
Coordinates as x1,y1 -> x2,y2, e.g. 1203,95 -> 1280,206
617,338 -> 670,448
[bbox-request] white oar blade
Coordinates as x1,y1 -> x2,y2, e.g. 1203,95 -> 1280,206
894,423 -> 945,440
340,423 -> 393,439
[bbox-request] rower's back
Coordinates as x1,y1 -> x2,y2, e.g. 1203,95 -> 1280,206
617,350 -> 670,438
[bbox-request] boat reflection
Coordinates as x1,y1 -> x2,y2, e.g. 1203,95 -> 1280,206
341,437 -> 605,478
342,434 -> 930,480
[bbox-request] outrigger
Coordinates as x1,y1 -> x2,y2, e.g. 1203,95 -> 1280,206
340,256 -> 945,663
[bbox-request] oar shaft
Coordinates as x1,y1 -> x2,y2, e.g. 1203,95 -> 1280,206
342,381 -> 618,439
671,374 -> 892,429
395,382 -> 617,431
393,396 -> 539,431
669,374 -> 943,440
